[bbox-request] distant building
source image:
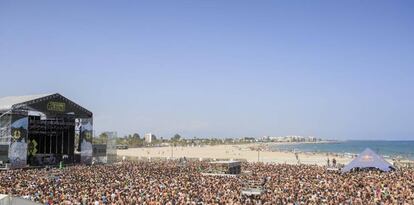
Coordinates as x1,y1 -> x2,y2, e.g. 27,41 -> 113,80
144,133 -> 155,143
267,135 -> 322,142
261,136 -> 270,141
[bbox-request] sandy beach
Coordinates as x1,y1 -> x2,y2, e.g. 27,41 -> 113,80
117,143 -> 353,166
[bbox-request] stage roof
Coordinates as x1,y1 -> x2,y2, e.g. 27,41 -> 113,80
0,93 -> 92,118
342,148 -> 394,172
0,94 -> 52,111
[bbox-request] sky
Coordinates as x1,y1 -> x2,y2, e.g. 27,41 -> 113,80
0,1 -> 413,140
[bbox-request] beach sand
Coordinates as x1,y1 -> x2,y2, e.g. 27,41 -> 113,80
117,143 -> 352,166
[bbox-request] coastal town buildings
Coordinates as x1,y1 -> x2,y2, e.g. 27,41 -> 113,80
261,135 -> 322,142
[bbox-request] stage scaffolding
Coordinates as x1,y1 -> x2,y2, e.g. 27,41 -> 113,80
105,131 -> 117,164
92,131 -> 117,164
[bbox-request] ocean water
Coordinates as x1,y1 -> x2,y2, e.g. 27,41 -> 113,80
270,141 -> 414,160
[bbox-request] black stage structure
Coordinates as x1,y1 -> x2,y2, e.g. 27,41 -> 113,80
0,93 -> 93,168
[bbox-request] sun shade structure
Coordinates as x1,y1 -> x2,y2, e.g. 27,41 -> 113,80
342,148 -> 394,173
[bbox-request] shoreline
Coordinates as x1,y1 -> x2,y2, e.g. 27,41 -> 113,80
261,141 -> 413,161
254,142 -> 357,158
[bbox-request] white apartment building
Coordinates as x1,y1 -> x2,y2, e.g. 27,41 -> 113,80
144,133 -> 155,143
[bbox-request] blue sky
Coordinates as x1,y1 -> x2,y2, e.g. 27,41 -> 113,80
0,1 -> 413,140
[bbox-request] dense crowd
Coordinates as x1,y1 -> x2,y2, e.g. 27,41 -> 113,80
0,161 -> 413,205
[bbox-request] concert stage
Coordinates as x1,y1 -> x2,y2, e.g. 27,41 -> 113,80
0,93 -> 93,168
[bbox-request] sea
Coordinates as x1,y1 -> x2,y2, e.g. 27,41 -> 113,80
270,140 -> 414,160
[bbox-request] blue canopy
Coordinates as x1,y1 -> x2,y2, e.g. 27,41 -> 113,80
342,148 -> 394,173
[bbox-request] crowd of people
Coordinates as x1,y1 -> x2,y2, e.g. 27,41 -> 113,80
0,160 -> 413,205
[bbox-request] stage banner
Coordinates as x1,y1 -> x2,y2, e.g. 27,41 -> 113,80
9,115 -> 28,168
80,118 -> 93,164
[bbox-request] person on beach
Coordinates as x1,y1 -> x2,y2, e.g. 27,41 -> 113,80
294,152 -> 300,164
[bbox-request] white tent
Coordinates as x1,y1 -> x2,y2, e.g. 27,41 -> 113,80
342,148 -> 394,173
